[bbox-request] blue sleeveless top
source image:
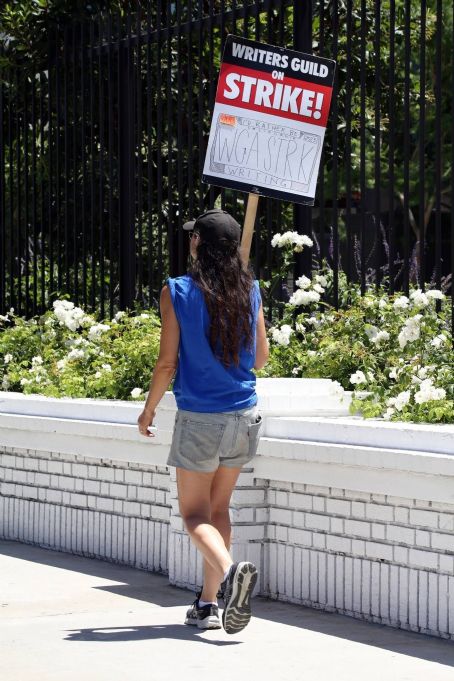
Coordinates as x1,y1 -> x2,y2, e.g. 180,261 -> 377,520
167,275 -> 261,412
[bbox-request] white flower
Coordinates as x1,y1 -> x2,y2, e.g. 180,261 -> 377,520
398,315 -> 422,349
394,390 -> 411,411
378,298 -> 388,309
67,348 -> 85,361
365,326 -> 379,341
307,350 -> 317,357
426,289 -> 444,301
131,387 -> 143,398
114,310 -> 126,321
410,289 -> 429,308
328,380 -> 344,397
56,359 -> 67,370
271,324 -> 293,346
414,381 -> 446,404
31,355 -> 43,366
312,283 -> 325,294
315,274 -> 328,287
20,377 -> 31,385
101,363 -> 112,372
366,371 -> 375,382
350,370 -> 367,385
88,323 -> 110,340
295,275 -> 311,290
4,353 -> 13,364
289,289 -> 320,307
393,295 -> 409,310
2,376 -> 9,389
291,367 -> 301,376
94,371 -> 102,378
53,299 -> 74,311
140,313 -> 150,319
383,407 -> 395,420
271,231 -> 313,252
295,322 -> 306,334
389,368 -> 398,380
431,334 -> 447,348
306,316 -> 318,326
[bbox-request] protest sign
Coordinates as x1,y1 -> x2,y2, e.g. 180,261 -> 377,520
203,35 -> 336,206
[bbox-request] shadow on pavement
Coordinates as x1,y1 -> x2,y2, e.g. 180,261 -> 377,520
64,624 -> 240,646
2,540 -> 454,667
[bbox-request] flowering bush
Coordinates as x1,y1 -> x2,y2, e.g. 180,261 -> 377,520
260,277 -> 453,423
0,299 -> 161,400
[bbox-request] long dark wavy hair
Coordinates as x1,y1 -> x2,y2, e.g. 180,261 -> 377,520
189,236 -> 255,367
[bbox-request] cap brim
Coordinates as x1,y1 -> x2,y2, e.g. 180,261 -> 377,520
182,220 -> 196,231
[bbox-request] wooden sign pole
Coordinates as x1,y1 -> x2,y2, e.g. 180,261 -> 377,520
240,192 -> 260,269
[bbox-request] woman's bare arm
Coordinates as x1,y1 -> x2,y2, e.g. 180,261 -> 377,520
254,302 -> 269,370
138,285 -> 180,434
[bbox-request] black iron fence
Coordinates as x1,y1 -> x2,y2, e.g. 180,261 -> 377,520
0,0 -> 453,324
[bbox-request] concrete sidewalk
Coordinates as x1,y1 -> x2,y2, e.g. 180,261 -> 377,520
1,540 -> 453,681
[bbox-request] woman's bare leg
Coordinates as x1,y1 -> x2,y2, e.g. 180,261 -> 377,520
176,467 -> 234,586
200,466 -> 242,602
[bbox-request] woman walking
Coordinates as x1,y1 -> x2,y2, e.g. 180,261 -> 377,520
137,208 -> 269,635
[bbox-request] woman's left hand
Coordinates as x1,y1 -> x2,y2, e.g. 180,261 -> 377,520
137,409 -> 156,437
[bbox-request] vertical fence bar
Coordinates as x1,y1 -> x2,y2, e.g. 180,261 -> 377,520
16,68 -> 22,314
293,0 -> 313,281
156,0 -> 164,289
81,20 -> 88,308
176,0 -> 184,274
359,0 -> 366,294
187,0 -> 195,221
0,50 -> 4,314
55,26 -> 62,296
63,26 -> 70,297
166,0 -> 175,275
318,0 -> 325,270
107,13 -> 114,318
48,33 -> 54,308
146,3 -> 154,305
452,0 -> 454,338
197,0 -> 204,214
8,66 -> 14,311
24,71 -> 30,315
31,63 -> 38,315
344,0 -> 353,284
403,0 -> 411,293
97,15 -> 105,318
89,19 -> 96,312
208,0 -> 215,208
388,0 -> 395,294
331,1 -> 339,307
374,0 -> 381,289
419,0 -> 426,291
72,22 -> 79,305
39,69 -> 46,311
136,2 -> 144,303
434,0 -> 442,291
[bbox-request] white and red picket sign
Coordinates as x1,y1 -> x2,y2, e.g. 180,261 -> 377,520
203,35 -> 336,206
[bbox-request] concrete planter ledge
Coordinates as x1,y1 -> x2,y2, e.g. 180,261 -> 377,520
1,378 -> 453,641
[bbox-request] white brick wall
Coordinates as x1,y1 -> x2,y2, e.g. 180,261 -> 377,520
265,480 -> 454,640
0,447 -> 171,574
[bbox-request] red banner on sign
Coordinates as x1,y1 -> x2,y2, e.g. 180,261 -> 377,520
217,62 -> 333,128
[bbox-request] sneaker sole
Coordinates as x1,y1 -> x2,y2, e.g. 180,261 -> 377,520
222,562 -> 258,635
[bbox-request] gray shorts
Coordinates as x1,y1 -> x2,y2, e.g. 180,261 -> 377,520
166,404 -> 263,472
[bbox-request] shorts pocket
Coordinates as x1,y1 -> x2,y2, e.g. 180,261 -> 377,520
247,414 -> 263,458
180,418 -> 225,462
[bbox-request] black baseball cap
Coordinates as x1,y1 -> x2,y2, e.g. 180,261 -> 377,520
183,209 -> 241,244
